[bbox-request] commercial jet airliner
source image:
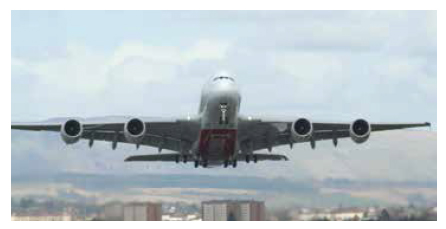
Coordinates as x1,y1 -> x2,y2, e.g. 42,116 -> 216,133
11,72 -> 430,168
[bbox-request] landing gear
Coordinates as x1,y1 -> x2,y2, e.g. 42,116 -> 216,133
245,155 -> 250,163
219,103 -> 229,125
194,160 -> 199,168
232,160 -> 237,168
253,155 -> 258,163
183,155 -> 188,163
223,160 -> 229,168
175,155 -> 180,164
202,160 -> 208,168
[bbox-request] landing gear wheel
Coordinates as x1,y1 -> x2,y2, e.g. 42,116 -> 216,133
232,160 -> 237,168
194,160 -> 199,168
183,155 -> 188,163
223,160 -> 229,168
203,160 -> 208,168
245,155 -> 250,163
175,155 -> 180,164
253,155 -> 258,163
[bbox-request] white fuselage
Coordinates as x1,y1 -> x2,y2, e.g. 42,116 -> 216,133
196,75 -> 241,162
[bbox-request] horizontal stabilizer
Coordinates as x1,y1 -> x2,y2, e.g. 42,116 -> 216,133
125,153 -> 288,162
237,154 -> 288,161
125,154 -> 179,162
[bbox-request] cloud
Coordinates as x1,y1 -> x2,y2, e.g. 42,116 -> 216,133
11,39 -> 232,119
11,11 -> 436,126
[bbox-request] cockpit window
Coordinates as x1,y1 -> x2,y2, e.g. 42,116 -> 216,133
213,76 -> 234,82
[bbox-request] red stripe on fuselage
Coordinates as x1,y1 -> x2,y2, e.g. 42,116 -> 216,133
198,129 -> 237,160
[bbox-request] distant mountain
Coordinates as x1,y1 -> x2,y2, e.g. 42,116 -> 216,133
12,129 -> 436,182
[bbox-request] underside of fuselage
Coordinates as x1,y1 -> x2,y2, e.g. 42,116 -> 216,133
198,129 -> 237,160
195,74 -> 241,166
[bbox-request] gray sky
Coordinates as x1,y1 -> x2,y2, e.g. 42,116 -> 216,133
12,11 -> 437,127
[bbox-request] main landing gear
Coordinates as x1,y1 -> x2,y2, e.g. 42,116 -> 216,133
176,155 -> 189,164
245,155 -> 258,164
223,160 -> 237,168
193,159 -> 208,168
191,156 -> 257,168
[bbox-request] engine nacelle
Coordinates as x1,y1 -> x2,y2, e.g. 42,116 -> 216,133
350,119 -> 371,144
291,118 -> 313,140
124,118 -> 146,143
61,119 -> 83,144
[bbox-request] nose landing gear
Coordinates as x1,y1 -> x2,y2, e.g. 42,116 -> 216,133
219,103 -> 229,125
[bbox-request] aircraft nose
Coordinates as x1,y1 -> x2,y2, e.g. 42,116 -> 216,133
210,80 -> 240,102
215,80 -> 238,93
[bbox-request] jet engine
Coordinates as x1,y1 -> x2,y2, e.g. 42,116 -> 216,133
349,119 -> 371,144
291,118 -> 313,139
124,118 -> 146,143
61,119 -> 83,144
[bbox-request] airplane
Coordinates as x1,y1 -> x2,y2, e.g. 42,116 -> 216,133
11,72 -> 431,168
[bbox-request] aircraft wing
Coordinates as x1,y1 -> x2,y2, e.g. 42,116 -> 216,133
11,116 -> 200,153
237,116 -> 431,152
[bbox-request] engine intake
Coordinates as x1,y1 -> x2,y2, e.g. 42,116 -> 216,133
124,118 -> 146,143
61,119 -> 83,144
291,118 -> 313,139
350,119 -> 371,144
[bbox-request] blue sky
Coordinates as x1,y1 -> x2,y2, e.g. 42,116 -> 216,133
11,11 -> 437,128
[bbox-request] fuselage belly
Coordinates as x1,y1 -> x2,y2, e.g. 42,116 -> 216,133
197,75 -> 240,162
